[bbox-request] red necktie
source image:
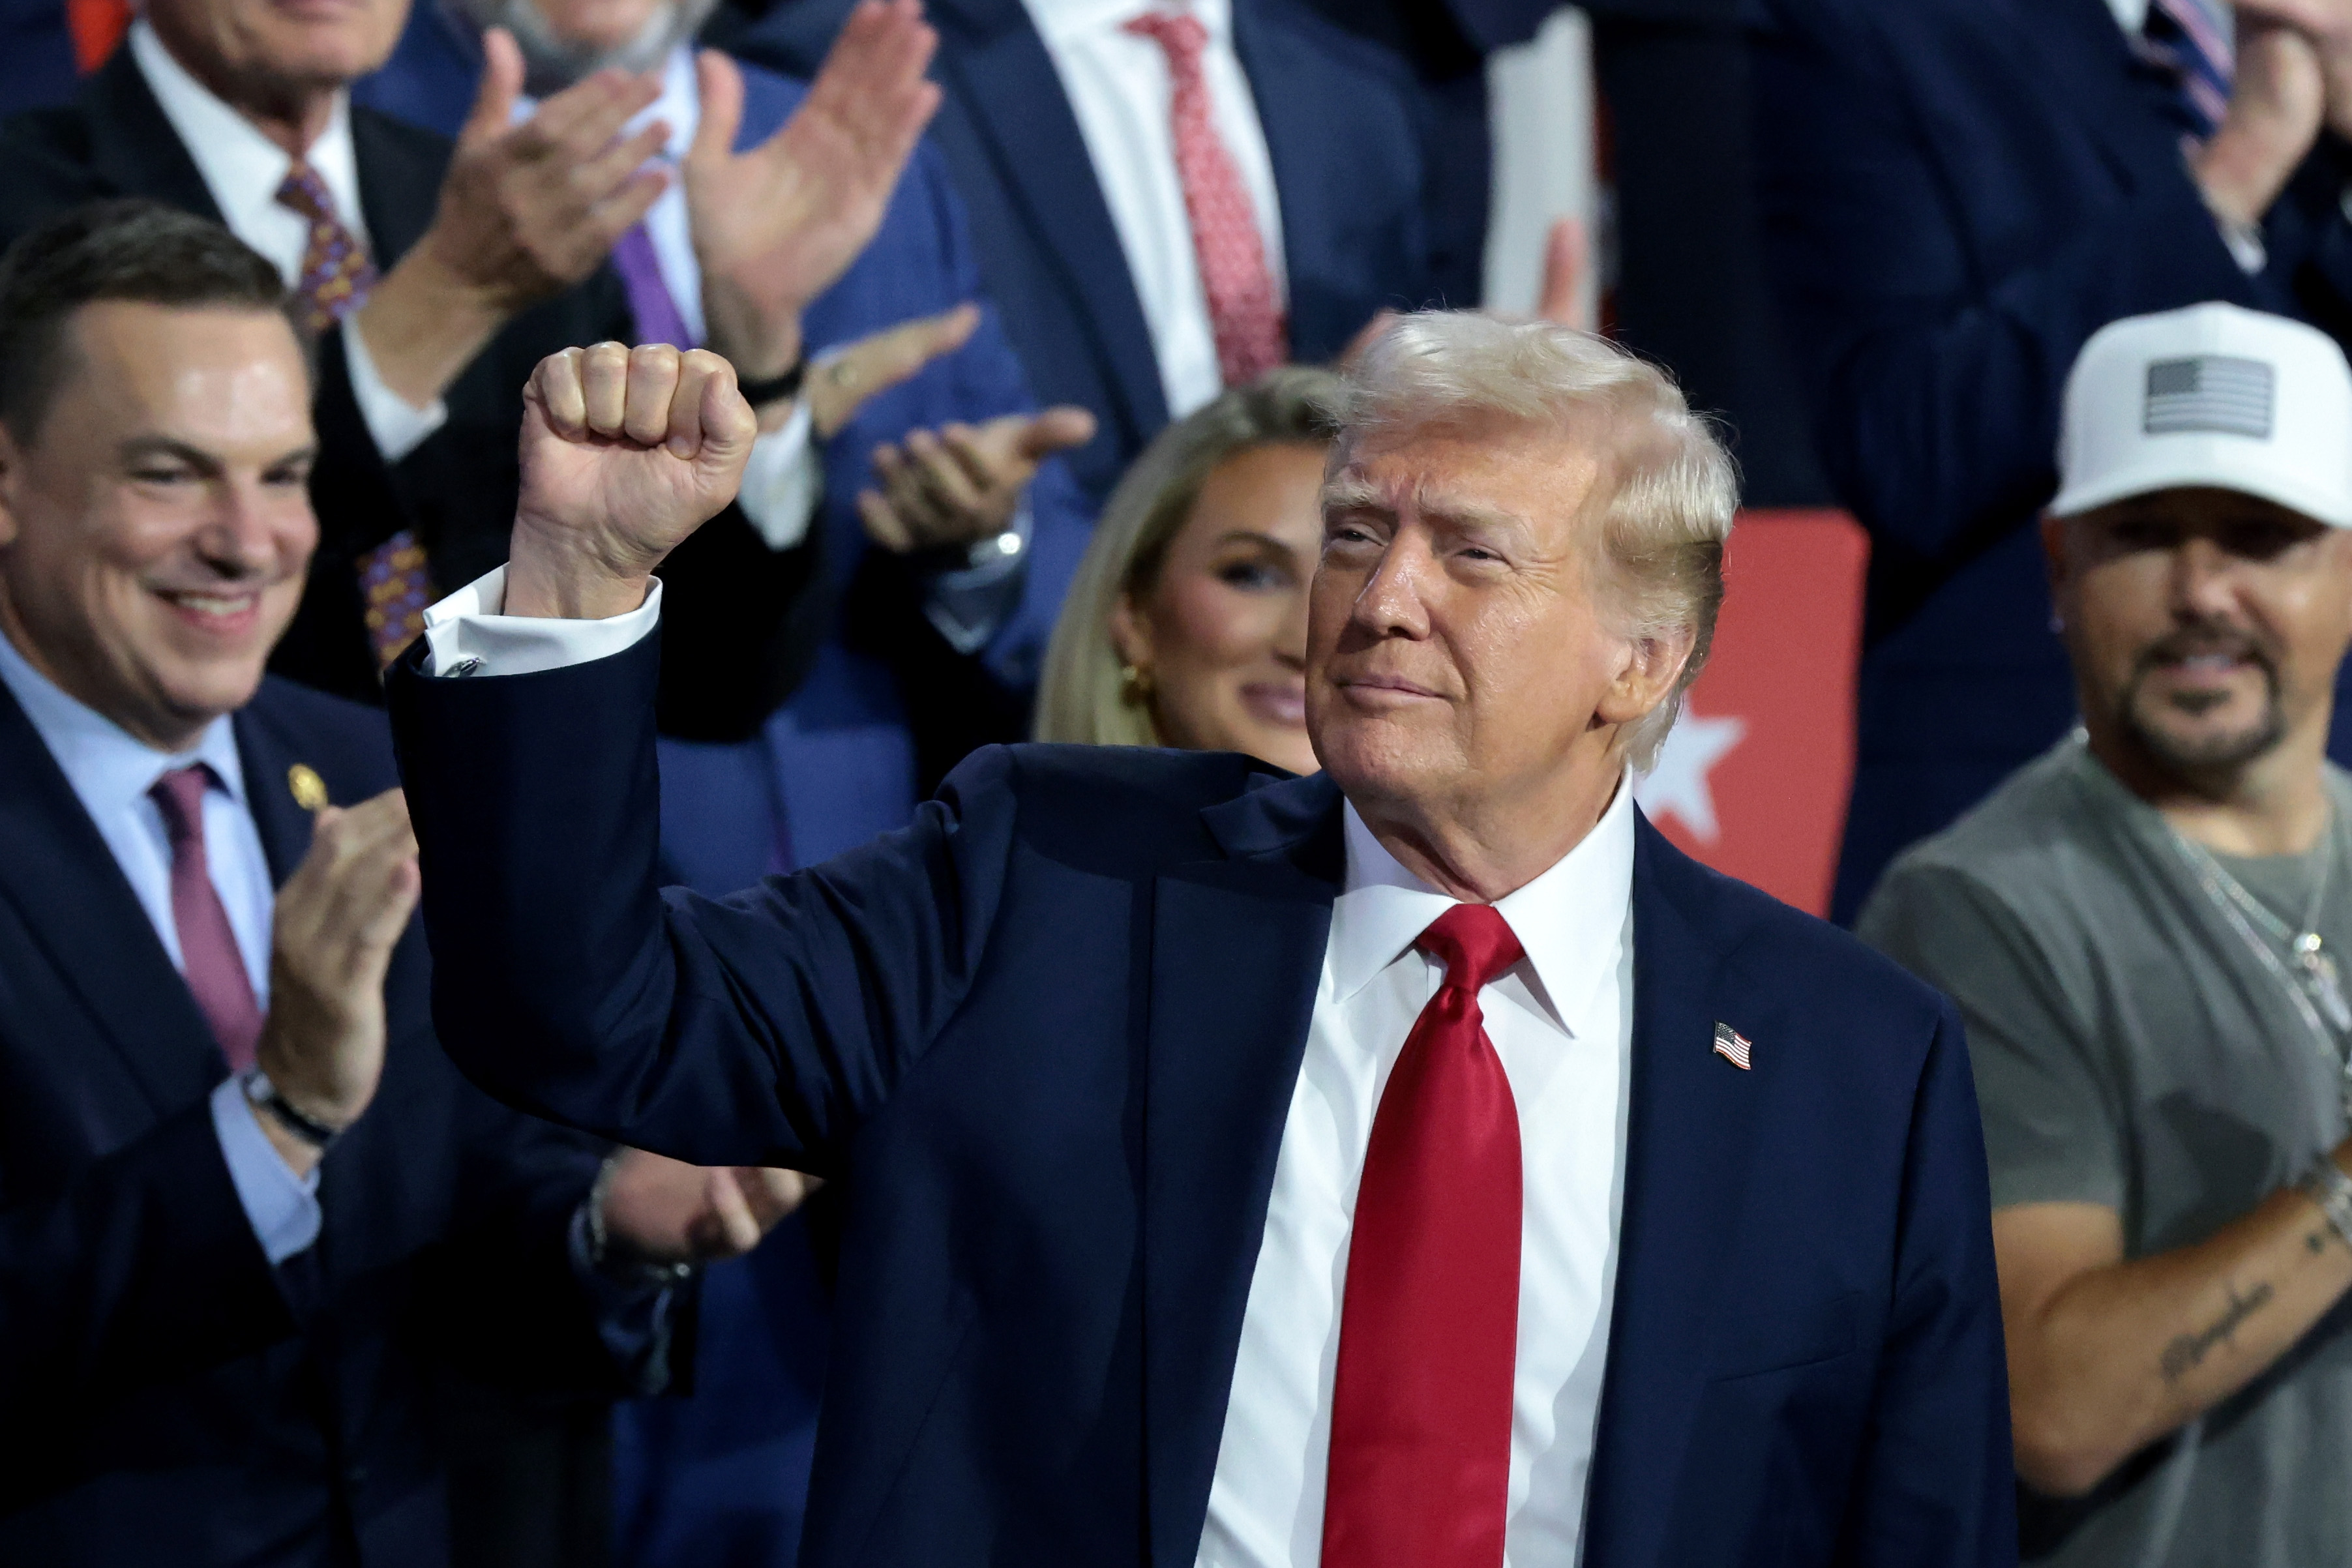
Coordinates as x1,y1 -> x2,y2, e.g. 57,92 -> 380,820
275,163 -> 434,673
1122,9 -> 1288,388
1323,903 -> 1525,1568
150,765 -> 265,1072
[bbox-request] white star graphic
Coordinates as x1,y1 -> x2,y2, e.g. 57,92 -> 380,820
1633,705 -> 1747,843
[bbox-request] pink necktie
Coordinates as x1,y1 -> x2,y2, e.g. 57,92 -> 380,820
276,162 -> 434,673
1322,903 -> 1525,1568
1122,9 -> 1288,388
149,765 -> 264,1072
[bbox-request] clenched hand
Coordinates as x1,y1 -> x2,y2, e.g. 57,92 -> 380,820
505,342 -> 758,621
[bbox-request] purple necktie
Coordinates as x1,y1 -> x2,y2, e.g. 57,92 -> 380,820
612,222 -> 695,349
150,766 -> 264,1072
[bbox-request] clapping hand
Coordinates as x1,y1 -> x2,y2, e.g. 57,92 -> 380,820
253,789 -> 420,1175
859,406 -> 1097,555
687,1 -> 943,395
600,1149 -> 818,1264
505,342 -> 758,621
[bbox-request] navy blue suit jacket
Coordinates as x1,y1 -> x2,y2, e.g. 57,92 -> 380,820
0,676 -> 636,1567
388,630 -> 2017,1565
1751,0 -> 2352,922
734,0 -> 1453,507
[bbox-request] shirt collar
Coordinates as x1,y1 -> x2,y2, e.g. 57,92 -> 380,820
1024,0 -> 1233,50
1326,774 -> 1637,1041
0,627 -> 250,821
128,20 -> 367,253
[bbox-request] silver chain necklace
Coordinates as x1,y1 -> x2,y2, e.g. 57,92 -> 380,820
2170,810 -> 2352,1116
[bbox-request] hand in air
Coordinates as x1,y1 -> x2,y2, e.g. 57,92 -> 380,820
686,1 -> 942,385
506,342 -> 758,620
859,406 -> 1097,555
601,1148 -> 820,1264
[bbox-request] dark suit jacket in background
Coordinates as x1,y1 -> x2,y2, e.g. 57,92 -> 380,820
1751,0 -> 2352,921
730,0 -> 1459,507
0,51 -> 823,741
387,629 -> 2017,1566
0,675 -> 648,1567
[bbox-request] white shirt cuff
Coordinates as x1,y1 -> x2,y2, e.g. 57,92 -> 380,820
341,316 -> 450,462
209,1075 -> 322,1266
736,400 -> 821,552
421,566 -> 663,677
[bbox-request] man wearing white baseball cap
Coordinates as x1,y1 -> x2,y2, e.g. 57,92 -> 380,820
1863,301 -> 2352,1565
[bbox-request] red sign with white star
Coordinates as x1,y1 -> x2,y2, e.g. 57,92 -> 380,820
1634,510 -> 1868,918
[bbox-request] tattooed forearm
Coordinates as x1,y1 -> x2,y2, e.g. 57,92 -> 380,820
2160,1281 -> 2276,1383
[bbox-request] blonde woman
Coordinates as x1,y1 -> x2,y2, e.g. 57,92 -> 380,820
1035,368 -> 1342,775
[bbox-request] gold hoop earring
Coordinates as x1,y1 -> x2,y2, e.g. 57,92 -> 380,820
1120,662 -> 1155,707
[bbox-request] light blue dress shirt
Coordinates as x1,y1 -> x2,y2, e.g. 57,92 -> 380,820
0,634 -> 321,1262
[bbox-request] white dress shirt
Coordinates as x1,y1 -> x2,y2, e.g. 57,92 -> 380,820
419,572 -> 1633,1565
130,21 -> 448,464
1198,787 -> 1634,1568
1022,0 -> 1287,420
516,46 -> 822,551
0,634 -> 321,1264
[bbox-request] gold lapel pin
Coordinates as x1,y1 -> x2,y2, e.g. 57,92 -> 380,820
288,764 -> 329,813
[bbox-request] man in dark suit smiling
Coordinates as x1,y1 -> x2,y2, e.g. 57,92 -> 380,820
0,202 -> 803,1568
392,314 -> 2019,1566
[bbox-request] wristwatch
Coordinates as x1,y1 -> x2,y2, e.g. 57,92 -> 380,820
736,353 -> 809,409
240,1067 -> 345,1153
586,1154 -> 697,1290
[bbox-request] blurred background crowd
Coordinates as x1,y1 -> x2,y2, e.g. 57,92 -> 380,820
5,0 -> 2352,1563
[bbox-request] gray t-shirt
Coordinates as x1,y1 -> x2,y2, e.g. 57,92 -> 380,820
1860,737 -> 2352,1567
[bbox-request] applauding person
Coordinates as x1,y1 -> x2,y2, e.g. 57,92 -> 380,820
0,203 -> 805,1568
0,0 -> 938,743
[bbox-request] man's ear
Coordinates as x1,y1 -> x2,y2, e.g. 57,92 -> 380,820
1595,625 -> 1696,729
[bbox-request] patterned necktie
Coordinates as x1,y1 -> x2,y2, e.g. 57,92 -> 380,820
1322,904 -> 1525,1568
2142,0 -> 2235,141
275,162 -> 435,673
149,765 -> 265,1073
1122,9 -> 1287,389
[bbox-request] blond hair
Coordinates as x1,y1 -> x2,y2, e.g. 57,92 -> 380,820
1337,312 -> 1738,769
1034,367 -> 1343,747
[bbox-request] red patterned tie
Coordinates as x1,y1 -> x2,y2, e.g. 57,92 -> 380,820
275,162 -> 434,673
150,765 -> 265,1072
1122,9 -> 1287,388
1323,903 -> 1525,1568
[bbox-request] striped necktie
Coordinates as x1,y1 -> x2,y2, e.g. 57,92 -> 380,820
2141,0 -> 2235,141
276,162 -> 435,675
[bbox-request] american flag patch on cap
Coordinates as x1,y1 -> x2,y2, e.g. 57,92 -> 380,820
1712,1021 -> 1753,1071
2143,355 -> 2275,439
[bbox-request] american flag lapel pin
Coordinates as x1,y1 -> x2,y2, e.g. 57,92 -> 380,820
1712,1021 -> 1753,1071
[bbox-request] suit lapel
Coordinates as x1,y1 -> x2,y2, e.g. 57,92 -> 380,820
233,701 -> 316,886
2006,0 -> 2186,192
78,50 -> 224,219
1577,817 -> 1772,1568
1140,771 -> 1343,1565
930,0 -> 1169,440
0,681 -> 228,1114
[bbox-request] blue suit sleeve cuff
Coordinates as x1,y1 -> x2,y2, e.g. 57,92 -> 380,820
209,1075 -> 323,1265
921,500 -> 1035,656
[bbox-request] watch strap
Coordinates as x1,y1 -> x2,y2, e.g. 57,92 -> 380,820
241,1067 -> 344,1152
736,354 -> 809,408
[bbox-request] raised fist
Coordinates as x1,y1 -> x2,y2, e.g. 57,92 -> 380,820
506,343 -> 758,621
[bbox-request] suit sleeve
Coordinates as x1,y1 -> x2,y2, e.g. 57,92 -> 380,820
0,1101 -> 295,1509
386,630 -> 1017,1172
1845,998 -> 2019,1565
1750,0 -> 2303,567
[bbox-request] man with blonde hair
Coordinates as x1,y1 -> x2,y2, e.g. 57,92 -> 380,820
387,312 -> 2016,1567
